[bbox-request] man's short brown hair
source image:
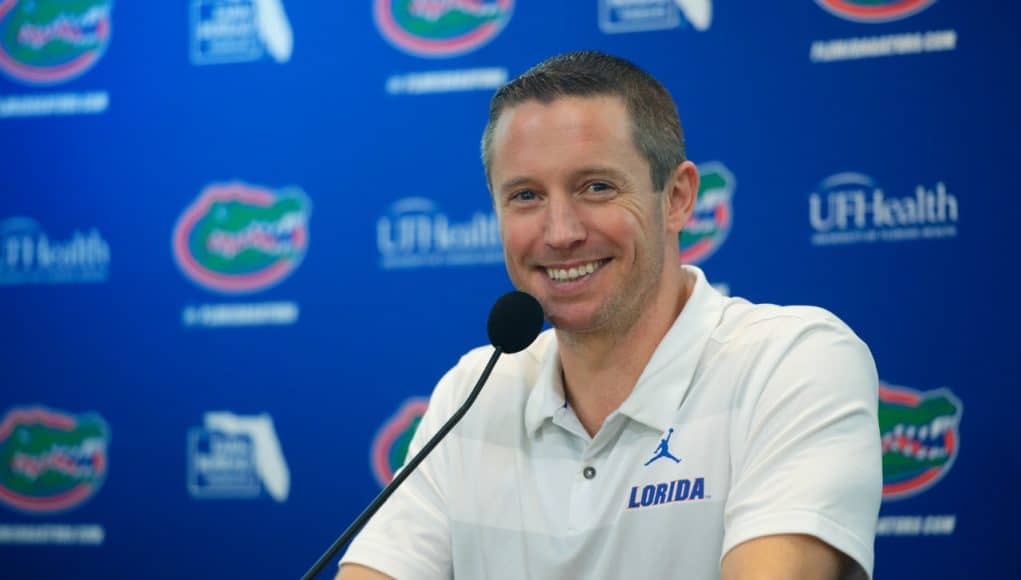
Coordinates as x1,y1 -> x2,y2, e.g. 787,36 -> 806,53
481,50 -> 686,191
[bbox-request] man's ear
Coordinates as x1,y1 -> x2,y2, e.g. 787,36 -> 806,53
665,161 -> 699,233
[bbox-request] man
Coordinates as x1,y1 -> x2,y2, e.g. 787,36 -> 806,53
339,51 -> 880,579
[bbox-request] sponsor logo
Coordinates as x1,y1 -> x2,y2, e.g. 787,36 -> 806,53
0,523 -> 105,545
188,412 -> 290,502
0,217 -> 110,285
644,428 -> 682,466
815,0 -> 937,23
377,196 -> 502,270
809,1 -> 955,63
875,514 -> 956,536
680,161 -> 734,264
879,383 -> 961,501
172,182 -> 311,295
626,477 -> 705,509
371,398 -> 428,486
0,406 -> 109,514
385,67 -> 506,96
809,29 -> 956,63
599,0 -> 711,34
809,173 -> 957,246
190,0 -> 292,66
0,0 -> 112,85
374,0 -> 513,58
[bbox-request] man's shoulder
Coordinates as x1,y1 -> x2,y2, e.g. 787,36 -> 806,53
713,298 -> 860,347
701,297 -> 876,402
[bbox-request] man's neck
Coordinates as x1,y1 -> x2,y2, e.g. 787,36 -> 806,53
556,266 -> 695,437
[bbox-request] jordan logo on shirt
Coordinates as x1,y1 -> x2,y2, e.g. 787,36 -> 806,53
644,428 -> 682,466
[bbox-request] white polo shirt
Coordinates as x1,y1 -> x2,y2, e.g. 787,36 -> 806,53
341,266 -> 881,579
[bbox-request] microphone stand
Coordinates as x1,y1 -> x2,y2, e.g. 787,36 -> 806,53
301,346 -> 505,580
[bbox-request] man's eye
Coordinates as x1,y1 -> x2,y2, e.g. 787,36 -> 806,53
588,182 -> 613,193
512,190 -> 537,202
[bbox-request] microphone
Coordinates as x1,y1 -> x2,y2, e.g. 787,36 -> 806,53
301,291 -> 544,579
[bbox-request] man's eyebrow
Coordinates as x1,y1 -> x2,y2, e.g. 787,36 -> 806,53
496,166 -> 632,193
496,176 -> 535,193
571,166 -> 631,183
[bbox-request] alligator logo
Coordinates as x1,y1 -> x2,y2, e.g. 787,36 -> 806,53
0,0 -> 113,85
879,383 -> 962,500
0,406 -> 110,514
371,398 -> 428,486
814,0 -> 937,23
680,161 -> 734,265
374,0 -> 513,58
172,182 -> 311,294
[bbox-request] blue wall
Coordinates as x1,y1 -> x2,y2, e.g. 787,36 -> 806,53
2,1 -> 1017,578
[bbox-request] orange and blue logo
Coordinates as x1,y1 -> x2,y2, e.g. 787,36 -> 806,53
0,0 -> 112,85
815,0 -> 937,23
879,382 -> 962,500
172,182 -> 311,295
0,406 -> 110,514
371,398 -> 428,486
680,162 -> 734,265
374,0 -> 513,58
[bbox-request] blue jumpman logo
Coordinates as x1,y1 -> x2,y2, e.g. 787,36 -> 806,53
644,428 -> 682,466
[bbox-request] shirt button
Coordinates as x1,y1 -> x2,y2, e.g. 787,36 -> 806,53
583,466 -> 596,479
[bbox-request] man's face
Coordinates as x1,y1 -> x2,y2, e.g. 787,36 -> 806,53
488,96 -> 671,335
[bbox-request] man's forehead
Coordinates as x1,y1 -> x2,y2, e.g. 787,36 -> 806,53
489,95 -> 634,167
493,94 -> 629,135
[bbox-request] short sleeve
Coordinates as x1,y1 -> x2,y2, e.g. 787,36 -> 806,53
339,355 -> 479,580
722,314 -> 882,579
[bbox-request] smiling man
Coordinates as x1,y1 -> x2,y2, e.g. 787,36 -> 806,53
339,51 -> 881,580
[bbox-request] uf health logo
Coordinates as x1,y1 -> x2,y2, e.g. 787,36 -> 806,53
371,398 -> 428,486
815,0 -> 937,23
680,161 -> 734,265
374,0 -> 513,58
0,406 -> 110,514
879,383 -> 962,501
0,0 -> 112,85
188,412 -> 290,502
0,217 -> 110,285
376,196 -> 502,270
808,172 -> 958,246
173,182 -> 311,294
190,0 -> 292,65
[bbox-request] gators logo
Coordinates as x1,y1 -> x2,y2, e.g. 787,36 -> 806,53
680,161 -> 734,265
371,398 -> 428,486
879,383 -> 962,500
374,0 -> 513,58
0,406 -> 110,514
0,0 -> 112,85
815,0 -> 937,23
172,182 -> 311,294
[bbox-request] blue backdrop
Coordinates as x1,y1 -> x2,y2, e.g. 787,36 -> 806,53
2,1 -> 1018,578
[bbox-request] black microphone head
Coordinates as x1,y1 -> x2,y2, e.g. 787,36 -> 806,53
487,291 -> 544,354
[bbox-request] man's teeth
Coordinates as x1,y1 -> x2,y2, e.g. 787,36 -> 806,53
545,261 -> 603,282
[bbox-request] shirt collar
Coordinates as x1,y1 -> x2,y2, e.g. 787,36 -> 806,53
524,331 -> 566,436
523,266 -> 726,437
617,265 -> 726,431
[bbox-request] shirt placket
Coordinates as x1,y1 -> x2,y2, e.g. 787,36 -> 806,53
561,411 -> 626,534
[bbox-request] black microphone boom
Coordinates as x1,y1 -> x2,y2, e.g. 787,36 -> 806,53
301,291 -> 544,579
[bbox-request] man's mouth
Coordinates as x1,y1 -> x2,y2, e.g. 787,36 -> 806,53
543,259 -> 610,282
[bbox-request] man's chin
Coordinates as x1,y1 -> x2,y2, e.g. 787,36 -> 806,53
545,310 -> 605,335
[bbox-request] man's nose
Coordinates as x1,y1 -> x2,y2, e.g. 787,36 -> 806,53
544,195 -> 586,250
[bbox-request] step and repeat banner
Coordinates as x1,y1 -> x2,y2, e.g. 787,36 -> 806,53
2,1 -> 1017,578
